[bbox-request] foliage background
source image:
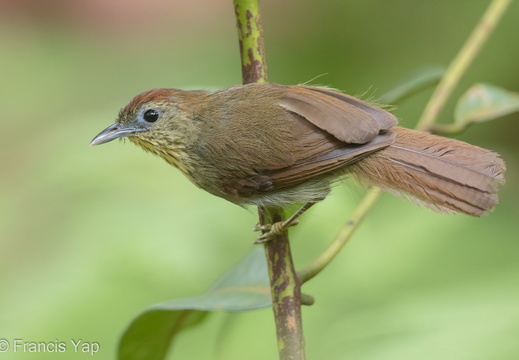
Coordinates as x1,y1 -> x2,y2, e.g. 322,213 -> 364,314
1,0 -> 518,359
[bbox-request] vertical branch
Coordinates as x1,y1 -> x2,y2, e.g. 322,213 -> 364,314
259,208 -> 305,360
233,1 -> 305,359
233,0 -> 268,84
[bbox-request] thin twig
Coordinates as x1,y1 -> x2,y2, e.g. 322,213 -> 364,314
298,188 -> 382,283
428,122 -> 470,134
416,0 -> 511,131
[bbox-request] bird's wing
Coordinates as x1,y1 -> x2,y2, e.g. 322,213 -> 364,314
278,85 -> 397,144
220,84 -> 397,198
262,85 -> 396,189
265,130 -> 395,190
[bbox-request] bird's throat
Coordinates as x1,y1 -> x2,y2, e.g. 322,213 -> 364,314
130,136 -> 193,180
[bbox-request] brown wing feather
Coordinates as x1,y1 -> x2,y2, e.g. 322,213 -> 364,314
266,130 -> 396,189
279,85 -> 398,144
302,86 -> 397,131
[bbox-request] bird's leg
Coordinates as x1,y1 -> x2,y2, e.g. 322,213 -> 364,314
253,202 -> 316,244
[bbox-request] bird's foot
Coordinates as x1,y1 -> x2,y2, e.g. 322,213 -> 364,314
253,219 -> 300,244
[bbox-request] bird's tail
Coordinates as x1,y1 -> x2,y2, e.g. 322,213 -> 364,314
349,127 -> 505,216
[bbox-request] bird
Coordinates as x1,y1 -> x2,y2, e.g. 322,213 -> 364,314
91,83 -> 505,241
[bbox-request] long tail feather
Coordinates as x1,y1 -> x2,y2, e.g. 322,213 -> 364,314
349,127 -> 505,216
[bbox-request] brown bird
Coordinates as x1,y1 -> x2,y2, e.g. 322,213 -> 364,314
91,83 -> 505,239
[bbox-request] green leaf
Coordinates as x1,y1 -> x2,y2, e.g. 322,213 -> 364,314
455,83 -> 519,124
118,247 -> 271,360
381,66 -> 445,104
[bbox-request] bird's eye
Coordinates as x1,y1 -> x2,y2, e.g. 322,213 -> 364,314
143,109 -> 160,123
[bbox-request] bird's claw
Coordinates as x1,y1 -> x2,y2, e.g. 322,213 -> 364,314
253,220 -> 300,244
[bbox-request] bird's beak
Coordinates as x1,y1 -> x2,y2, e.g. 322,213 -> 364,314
90,122 -> 140,146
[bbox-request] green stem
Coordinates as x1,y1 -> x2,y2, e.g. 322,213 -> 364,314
233,1 -> 305,359
428,122 -> 469,135
415,0 -> 511,131
298,188 -> 382,283
300,0 -> 510,283
233,0 -> 268,84
260,207 -> 305,360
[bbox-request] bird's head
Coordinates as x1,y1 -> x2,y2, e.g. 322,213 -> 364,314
90,89 -> 187,149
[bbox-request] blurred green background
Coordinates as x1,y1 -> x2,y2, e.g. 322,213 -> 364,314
1,0 -> 518,359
